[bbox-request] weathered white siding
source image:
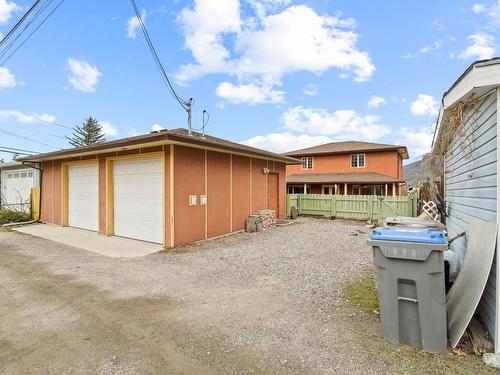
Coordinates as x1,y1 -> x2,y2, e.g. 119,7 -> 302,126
445,91 -> 497,339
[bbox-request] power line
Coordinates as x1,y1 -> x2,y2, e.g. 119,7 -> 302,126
0,145 -> 40,153
0,0 -> 41,47
0,149 -> 33,155
0,0 -> 66,66
0,0 -> 55,61
129,0 -> 191,112
0,128 -> 60,149
38,117 -> 72,130
0,123 -> 66,140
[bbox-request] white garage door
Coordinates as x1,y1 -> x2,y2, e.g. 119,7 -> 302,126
113,157 -> 163,243
2,169 -> 34,210
68,164 -> 98,231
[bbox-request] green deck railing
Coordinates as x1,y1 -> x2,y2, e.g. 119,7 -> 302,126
286,194 -> 417,222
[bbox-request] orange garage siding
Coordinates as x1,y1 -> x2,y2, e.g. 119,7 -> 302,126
174,146 -> 205,246
231,155 -> 251,231
251,158 -> 267,212
207,151 -> 231,238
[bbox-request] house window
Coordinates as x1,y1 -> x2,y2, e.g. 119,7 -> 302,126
288,185 -> 311,194
351,154 -> 365,168
301,157 -> 313,170
351,185 -> 383,195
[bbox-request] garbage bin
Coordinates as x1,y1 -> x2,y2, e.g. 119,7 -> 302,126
368,227 -> 448,353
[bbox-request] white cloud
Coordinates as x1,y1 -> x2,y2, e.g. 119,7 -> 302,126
0,67 -> 16,88
151,123 -> 164,131
0,110 -> 56,124
240,131 -> 332,153
367,95 -> 386,108
399,125 -> 435,158
177,0 -> 241,81
126,9 -> 146,39
0,0 -> 20,25
303,83 -> 317,96
100,121 -> 118,136
247,0 -> 291,19
471,1 -> 500,27
419,40 -> 443,54
215,81 -> 284,104
67,58 -> 102,93
459,33 -> 496,60
472,3 -> 486,13
410,94 -> 439,117
177,2 -> 374,102
282,106 -> 390,140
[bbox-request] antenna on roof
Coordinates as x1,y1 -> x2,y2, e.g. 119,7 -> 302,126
202,109 -> 209,136
187,98 -> 193,135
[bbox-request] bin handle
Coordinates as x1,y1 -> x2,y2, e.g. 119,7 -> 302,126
398,296 -> 418,303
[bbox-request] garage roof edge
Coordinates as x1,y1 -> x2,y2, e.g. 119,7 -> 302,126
19,128 -> 300,164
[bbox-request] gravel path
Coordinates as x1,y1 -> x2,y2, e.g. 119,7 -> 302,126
0,218 -> 390,374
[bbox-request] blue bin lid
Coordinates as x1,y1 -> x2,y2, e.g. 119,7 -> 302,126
370,227 -> 447,244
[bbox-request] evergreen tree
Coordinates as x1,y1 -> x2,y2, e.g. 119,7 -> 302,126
67,116 -> 106,147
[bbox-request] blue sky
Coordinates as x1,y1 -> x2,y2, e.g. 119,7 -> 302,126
0,0 -> 499,163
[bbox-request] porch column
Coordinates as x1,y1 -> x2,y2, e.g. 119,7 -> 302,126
385,184 -> 388,196
334,184 -> 338,195
344,183 -> 348,195
392,183 -> 396,196
304,183 -> 307,194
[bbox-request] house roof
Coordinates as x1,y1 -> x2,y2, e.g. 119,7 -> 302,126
19,128 -> 300,164
284,141 -> 409,159
433,57 -> 500,149
286,172 -> 403,184
0,161 -> 23,169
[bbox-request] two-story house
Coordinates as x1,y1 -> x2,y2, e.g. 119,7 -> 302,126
284,141 -> 409,196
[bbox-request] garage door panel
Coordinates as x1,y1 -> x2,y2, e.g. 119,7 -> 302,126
68,164 -> 98,231
113,157 -> 163,244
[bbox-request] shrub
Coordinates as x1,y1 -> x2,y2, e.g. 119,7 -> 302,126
0,209 -> 32,224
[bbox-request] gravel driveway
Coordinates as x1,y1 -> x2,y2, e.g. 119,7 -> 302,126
0,218 -> 434,374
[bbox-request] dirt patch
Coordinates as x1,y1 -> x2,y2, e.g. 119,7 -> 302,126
0,245 -> 294,374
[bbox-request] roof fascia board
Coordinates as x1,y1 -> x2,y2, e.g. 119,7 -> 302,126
22,138 -> 300,164
286,148 -> 409,159
443,62 -> 500,109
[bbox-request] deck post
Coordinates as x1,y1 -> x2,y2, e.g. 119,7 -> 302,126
392,183 -> 396,196
344,183 -> 348,195
304,183 -> 307,194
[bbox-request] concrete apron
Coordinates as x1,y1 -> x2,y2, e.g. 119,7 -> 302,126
14,224 -> 163,258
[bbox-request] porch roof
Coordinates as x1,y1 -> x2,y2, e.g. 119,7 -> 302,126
286,172 -> 403,184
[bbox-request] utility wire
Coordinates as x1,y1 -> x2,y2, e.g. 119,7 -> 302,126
0,0 -> 55,61
0,0 -> 41,47
0,145 -> 40,153
0,149 -> 33,155
0,128 -> 60,149
0,0 -> 65,66
130,0 -> 190,111
0,124 -> 66,140
37,117 -> 73,130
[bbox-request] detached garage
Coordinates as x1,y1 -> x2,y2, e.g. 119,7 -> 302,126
23,128 -> 297,247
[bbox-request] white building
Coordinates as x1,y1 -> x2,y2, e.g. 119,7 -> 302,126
0,161 -> 40,211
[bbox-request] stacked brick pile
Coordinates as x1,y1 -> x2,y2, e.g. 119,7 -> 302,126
255,209 -> 277,230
